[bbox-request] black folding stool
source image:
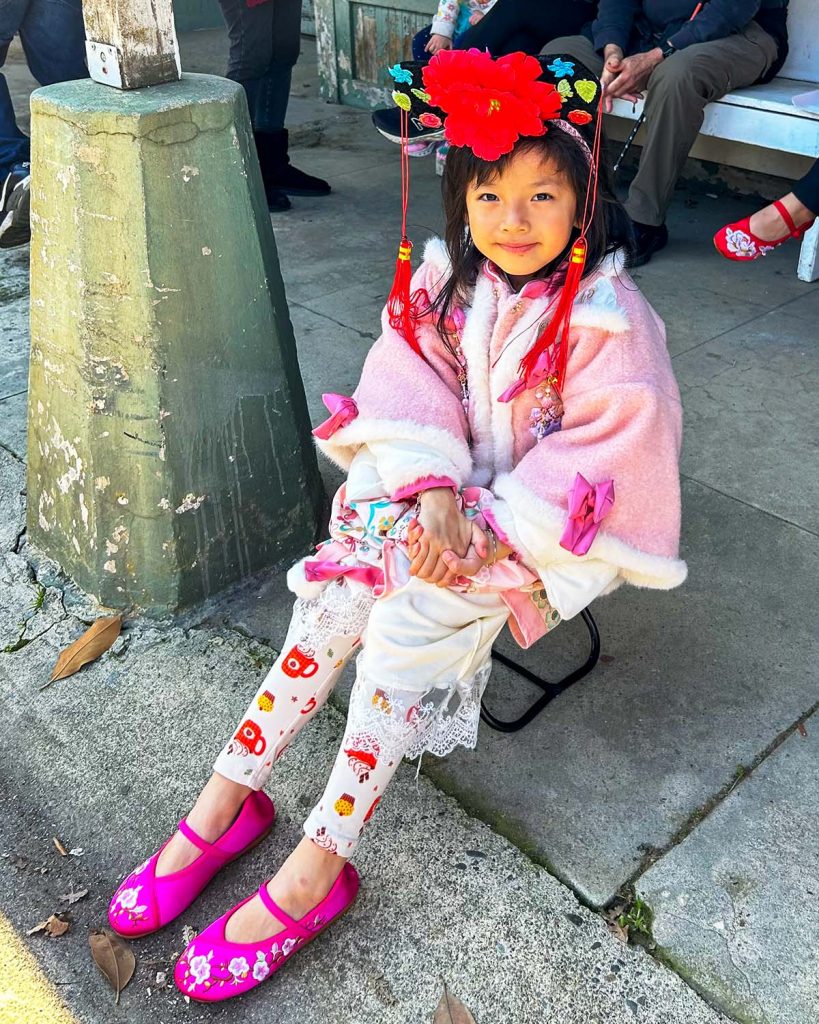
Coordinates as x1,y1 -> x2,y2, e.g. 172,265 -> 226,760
480,608 -> 601,733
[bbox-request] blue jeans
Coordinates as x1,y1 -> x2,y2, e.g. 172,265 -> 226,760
217,0 -> 301,133
0,0 -> 87,177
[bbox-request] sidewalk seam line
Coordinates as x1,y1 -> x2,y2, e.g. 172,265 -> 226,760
680,472 -> 819,538
626,699 -> 819,894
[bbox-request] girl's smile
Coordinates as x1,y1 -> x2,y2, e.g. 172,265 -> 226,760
465,146 -> 579,290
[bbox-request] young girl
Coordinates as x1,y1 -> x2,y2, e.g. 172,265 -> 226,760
108,51 -> 686,1003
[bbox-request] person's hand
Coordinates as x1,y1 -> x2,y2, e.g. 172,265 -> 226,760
425,33 -> 453,54
441,524 -> 513,581
601,48 -> 663,111
468,11 -> 484,24
600,44 -> 625,113
407,488 -> 472,584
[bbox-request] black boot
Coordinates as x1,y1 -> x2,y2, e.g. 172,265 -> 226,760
628,220 -> 669,268
253,131 -> 292,212
257,128 -> 331,197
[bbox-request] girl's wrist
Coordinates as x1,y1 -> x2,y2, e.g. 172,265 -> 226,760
419,486 -> 457,508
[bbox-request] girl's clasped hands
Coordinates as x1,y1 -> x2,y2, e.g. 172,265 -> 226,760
406,487 -> 509,587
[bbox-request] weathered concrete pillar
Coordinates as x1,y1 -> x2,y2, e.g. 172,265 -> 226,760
27,74 -> 323,615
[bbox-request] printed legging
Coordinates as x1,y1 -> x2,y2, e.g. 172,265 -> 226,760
213,578 -> 509,857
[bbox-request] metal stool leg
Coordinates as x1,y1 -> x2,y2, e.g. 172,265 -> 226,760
480,608 -> 601,733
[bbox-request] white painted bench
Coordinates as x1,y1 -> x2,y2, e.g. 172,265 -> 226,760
611,0 -> 819,281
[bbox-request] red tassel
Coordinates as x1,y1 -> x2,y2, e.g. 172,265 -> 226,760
386,236 -> 424,359
517,236 -> 587,394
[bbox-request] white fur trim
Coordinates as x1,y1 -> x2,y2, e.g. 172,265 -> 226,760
494,473 -> 688,591
458,274 -> 497,483
315,417 -> 472,494
286,559 -> 328,599
422,236 -> 450,274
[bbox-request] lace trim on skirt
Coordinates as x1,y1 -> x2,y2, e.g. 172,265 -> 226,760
345,656 -> 492,762
290,580 -> 375,653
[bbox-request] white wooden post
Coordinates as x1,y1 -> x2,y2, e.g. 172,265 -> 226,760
797,221 -> 819,283
82,0 -> 181,90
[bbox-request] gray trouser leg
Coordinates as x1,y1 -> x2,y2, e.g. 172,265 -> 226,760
626,21 -> 778,226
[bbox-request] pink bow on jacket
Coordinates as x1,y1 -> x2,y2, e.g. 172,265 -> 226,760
558,473 -> 615,556
312,394 -> 359,440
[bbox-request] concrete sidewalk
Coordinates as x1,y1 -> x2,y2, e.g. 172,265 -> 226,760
1,29 -> 817,1024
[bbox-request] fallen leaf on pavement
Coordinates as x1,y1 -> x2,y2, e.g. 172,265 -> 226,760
52,837 -> 68,857
59,888 -> 88,905
432,983 -> 477,1024
181,924 -> 198,947
89,928 -> 135,1004
607,920 -> 629,944
27,914 -> 71,937
48,615 -> 123,684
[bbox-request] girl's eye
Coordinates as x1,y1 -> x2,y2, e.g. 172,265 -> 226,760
533,193 -> 554,201
476,192 -> 499,202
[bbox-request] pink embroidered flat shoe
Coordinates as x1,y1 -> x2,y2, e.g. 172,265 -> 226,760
108,790 -> 275,938
713,198 -> 815,261
173,862 -> 360,1002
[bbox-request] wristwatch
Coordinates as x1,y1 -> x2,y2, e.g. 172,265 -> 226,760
660,41 -> 677,59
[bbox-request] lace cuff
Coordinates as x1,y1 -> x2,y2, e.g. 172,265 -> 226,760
345,656 -> 492,762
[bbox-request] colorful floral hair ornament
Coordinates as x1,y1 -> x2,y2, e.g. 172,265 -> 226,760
388,64 -> 414,85
422,49 -> 562,162
546,58 -> 575,78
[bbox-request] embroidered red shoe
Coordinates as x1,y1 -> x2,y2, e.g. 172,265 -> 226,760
714,199 -> 815,262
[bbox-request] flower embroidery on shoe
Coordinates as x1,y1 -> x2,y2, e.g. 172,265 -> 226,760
228,956 -> 250,982
115,885 -> 141,910
252,953 -> 270,981
188,951 -> 213,985
724,228 -> 773,259
282,937 -> 298,956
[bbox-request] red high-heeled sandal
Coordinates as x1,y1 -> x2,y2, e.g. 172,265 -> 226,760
713,198 -> 815,262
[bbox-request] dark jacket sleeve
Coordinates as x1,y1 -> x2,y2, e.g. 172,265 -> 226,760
668,0 -> 762,48
591,0 -> 643,52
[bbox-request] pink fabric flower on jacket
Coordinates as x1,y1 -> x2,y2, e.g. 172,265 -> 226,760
558,473 -> 615,556
312,394 -> 359,440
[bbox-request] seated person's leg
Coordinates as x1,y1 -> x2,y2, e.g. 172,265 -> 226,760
221,576 -> 509,945
540,33 -> 603,75
17,0 -> 88,85
626,23 -> 778,240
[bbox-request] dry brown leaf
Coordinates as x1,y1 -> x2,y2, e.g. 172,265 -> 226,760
49,615 -> 123,683
59,888 -> 88,905
27,913 -> 70,937
432,983 -> 477,1024
52,836 -> 68,857
607,920 -> 629,944
89,928 -> 135,1004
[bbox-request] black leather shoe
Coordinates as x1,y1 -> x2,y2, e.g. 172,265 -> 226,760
628,220 -> 668,267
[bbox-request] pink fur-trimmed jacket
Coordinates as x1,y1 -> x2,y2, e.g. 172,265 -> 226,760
314,238 -> 686,641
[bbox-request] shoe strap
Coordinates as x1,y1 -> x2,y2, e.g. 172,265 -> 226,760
257,884 -> 312,940
178,818 -> 232,863
773,199 -> 798,237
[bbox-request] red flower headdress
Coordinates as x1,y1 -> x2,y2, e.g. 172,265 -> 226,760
423,50 -> 563,161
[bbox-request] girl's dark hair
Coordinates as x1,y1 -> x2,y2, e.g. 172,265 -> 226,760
427,126 -> 633,337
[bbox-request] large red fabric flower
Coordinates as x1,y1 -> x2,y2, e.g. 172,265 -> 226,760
422,49 -> 562,161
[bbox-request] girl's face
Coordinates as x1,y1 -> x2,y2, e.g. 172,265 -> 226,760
465,147 -> 579,290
